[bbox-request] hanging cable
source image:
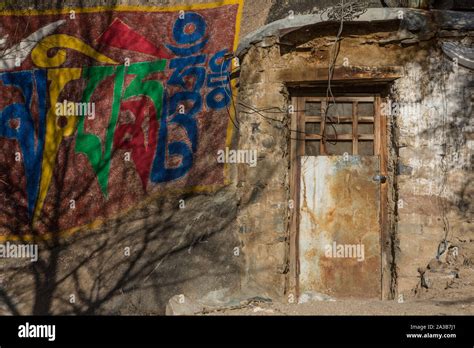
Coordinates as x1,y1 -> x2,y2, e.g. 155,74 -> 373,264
221,55 -> 307,139
220,1 -> 369,142
436,59 -> 452,260
320,0 -> 370,147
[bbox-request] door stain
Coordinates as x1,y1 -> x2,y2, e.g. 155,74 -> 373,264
299,156 -> 381,298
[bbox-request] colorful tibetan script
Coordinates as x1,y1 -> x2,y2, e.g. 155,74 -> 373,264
0,1 -> 242,238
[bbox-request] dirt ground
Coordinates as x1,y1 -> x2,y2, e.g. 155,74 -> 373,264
205,267 -> 474,316
205,296 -> 474,315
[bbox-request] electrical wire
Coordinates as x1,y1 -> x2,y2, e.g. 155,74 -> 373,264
220,0 -> 370,144
221,55 -> 308,139
322,0 -> 346,147
222,59 -> 336,142
436,59 -> 452,260
221,55 -> 241,130
320,0 -> 370,147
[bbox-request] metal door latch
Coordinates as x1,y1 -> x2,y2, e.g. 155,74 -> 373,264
373,174 -> 387,183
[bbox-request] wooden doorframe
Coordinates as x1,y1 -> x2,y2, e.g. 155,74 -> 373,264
288,93 -> 389,300
288,95 -> 302,299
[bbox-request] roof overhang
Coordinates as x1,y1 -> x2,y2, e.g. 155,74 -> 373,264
236,8 -> 474,59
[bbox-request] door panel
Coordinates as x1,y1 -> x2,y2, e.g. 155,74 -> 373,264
298,155 -> 381,298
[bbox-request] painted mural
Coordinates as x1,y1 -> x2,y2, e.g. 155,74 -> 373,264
0,1 -> 243,239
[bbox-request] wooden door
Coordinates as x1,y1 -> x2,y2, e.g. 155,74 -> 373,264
290,95 -> 387,299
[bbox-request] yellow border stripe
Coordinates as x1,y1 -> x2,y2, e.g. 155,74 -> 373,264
224,0 -> 243,184
0,0 -> 242,16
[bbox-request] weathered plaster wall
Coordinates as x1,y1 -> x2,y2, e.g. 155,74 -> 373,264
236,11 -> 473,299
393,51 -> 473,295
236,45 -> 291,297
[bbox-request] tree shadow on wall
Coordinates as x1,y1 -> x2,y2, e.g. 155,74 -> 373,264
409,61 -> 473,223
0,1 -> 242,315
0,122 -> 241,315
